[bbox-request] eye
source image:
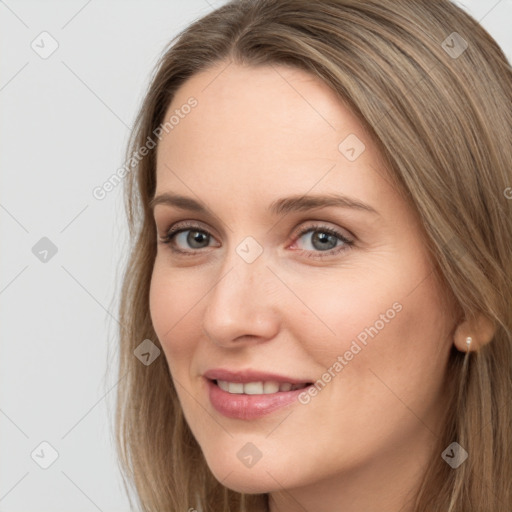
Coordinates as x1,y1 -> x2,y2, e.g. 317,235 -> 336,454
157,221 -> 354,259
173,230 -> 211,250
158,221 -> 218,255
290,223 -> 354,258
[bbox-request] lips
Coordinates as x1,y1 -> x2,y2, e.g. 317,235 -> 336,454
203,368 -> 313,420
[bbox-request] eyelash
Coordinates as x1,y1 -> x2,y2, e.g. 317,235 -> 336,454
157,221 -> 355,259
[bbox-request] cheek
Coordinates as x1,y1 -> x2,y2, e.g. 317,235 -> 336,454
288,254 -> 450,389
282,264 -> 405,360
149,262 -> 201,366
285,276 -> 451,466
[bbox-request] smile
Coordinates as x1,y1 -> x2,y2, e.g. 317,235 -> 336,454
203,370 -> 314,420
216,380 -> 310,394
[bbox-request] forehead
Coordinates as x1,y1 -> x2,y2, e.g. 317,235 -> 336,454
154,62 -> 397,215
158,62 -> 365,161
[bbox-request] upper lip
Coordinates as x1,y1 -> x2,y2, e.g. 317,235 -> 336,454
203,368 -> 312,384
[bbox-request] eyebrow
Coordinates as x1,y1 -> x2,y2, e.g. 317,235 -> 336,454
149,192 -> 379,216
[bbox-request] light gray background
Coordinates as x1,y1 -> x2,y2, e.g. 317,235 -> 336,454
1,1 -> 510,510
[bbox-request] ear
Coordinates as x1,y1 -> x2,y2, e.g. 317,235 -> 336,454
453,312 -> 496,352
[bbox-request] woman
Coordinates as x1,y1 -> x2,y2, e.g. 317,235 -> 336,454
115,1 -> 512,510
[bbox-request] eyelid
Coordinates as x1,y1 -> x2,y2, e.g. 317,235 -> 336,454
158,218 -> 353,240
291,220 -> 355,242
160,219 -> 219,239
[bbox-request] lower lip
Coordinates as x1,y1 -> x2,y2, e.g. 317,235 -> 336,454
206,379 -> 311,420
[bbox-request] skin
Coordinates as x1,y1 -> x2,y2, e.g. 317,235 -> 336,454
149,61 -> 466,512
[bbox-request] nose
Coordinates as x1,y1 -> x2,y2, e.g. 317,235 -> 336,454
201,248 -> 281,348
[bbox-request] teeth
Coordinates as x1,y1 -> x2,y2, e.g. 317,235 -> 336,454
217,380 -> 308,395
244,382 -> 263,395
217,380 -> 229,392
263,381 -> 279,393
228,382 -> 244,394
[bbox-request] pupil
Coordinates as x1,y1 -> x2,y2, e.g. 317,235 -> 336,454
313,232 -> 336,250
188,231 -> 208,248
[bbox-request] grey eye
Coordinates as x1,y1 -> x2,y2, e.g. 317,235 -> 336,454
175,230 -> 211,249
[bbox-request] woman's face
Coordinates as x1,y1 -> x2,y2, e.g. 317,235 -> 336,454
149,61 -> 457,500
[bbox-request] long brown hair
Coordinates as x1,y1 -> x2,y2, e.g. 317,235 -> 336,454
115,1 -> 512,510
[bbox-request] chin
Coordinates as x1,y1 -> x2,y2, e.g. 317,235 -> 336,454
213,468 -> 281,494
203,455 -> 294,494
